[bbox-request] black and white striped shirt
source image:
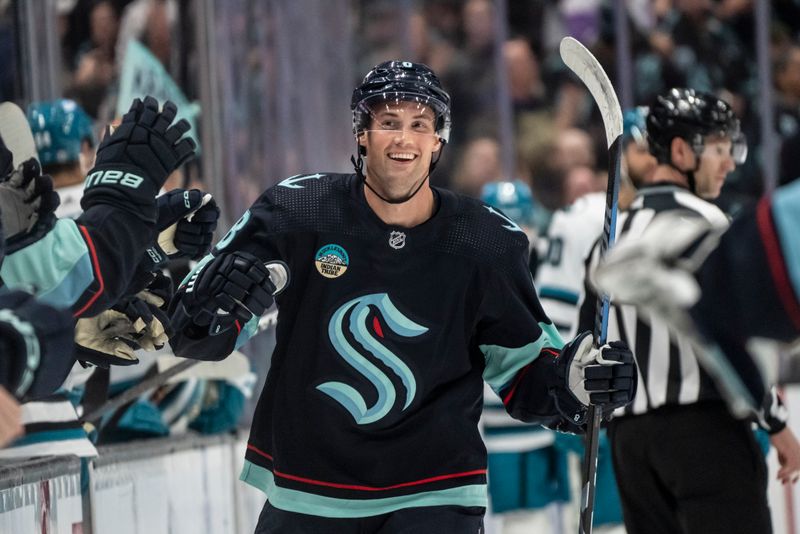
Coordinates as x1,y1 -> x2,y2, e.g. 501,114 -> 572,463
578,183 -> 787,431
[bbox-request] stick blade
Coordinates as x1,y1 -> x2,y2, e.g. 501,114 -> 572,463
0,102 -> 39,168
559,37 -> 623,147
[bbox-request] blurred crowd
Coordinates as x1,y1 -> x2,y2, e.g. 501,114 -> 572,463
355,0 -> 800,223
0,1 -> 799,532
3,0 -> 800,224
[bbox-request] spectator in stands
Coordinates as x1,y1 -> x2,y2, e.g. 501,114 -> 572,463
451,136 -> 503,198
67,0 -> 121,118
504,37 -> 557,172
444,0 -> 500,147
117,0 -> 177,68
552,128 -> 596,173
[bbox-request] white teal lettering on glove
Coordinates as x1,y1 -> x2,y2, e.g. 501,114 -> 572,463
84,170 -> 144,189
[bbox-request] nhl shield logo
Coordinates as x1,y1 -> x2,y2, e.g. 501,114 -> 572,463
388,231 -> 406,249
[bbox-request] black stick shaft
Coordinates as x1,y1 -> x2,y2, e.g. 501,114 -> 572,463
82,359 -> 200,424
579,135 -> 622,534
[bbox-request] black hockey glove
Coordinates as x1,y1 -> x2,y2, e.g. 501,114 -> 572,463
143,189 -> 220,269
81,96 -> 196,222
0,290 -> 76,400
549,331 -> 637,427
0,158 -> 60,254
172,251 -> 284,335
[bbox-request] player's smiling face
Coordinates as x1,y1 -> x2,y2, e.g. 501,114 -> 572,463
359,100 -> 442,197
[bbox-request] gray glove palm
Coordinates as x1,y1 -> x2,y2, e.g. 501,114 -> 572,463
0,159 -> 60,251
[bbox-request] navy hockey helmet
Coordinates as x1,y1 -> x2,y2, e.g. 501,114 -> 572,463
27,99 -> 95,167
351,60 -> 452,144
481,180 -> 535,227
646,88 -> 746,165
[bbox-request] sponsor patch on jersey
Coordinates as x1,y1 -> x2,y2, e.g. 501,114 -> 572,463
315,244 -> 349,278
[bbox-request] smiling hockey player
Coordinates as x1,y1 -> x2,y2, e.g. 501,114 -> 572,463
169,61 -> 637,533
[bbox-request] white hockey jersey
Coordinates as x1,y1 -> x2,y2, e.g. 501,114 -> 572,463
535,192 -> 605,337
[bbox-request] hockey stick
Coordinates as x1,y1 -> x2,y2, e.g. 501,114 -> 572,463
559,36 -> 623,534
0,102 -> 40,168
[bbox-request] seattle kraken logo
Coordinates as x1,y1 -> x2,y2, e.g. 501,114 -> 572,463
319,293 -> 428,425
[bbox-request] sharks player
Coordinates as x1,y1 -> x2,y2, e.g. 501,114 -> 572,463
168,60 -> 637,532
27,99 -> 96,219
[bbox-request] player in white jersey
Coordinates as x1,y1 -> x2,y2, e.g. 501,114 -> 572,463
479,180 -> 571,534
536,108 -> 656,338
531,109 -> 657,532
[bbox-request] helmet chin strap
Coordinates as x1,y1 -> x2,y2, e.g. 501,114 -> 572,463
351,144 -> 444,205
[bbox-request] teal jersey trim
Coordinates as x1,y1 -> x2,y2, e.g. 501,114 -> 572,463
773,180 -> 800,301
481,321 -> 564,395
11,427 -> 88,447
539,286 -> 580,305
239,461 -> 487,518
1,219 -> 92,307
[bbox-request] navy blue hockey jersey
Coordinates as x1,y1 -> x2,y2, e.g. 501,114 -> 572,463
171,174 -> 569,518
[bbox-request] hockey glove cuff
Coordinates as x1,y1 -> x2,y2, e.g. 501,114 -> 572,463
81,96 -> 196,223
0,290 -> 75,400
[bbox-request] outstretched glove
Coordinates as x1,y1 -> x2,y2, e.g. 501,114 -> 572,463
0,290 -> 75,400
81,96 -> 196,222
591,211 -> 723,325
75,278 -> 174,368
172,251 -> 287,335
549,331 -> 637,427
0,158 -> 60,253
144,189 -> 220,269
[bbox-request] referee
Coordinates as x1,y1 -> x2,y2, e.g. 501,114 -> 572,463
578,88 -> 800,534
